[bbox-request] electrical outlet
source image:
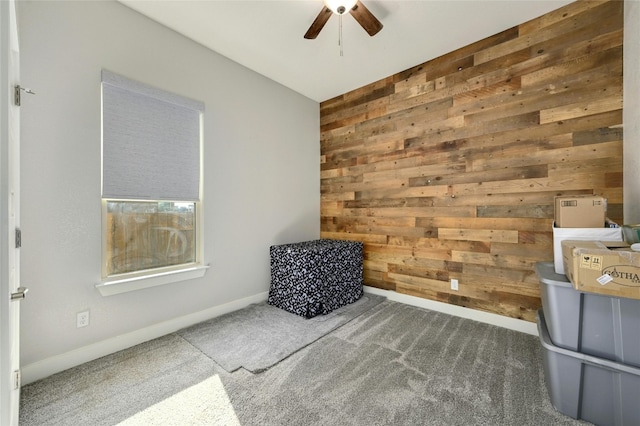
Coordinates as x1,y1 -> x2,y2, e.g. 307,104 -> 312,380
450,279 -> 459,291
77,310 -> 90,328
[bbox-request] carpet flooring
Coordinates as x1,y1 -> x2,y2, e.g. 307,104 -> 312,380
19,300 -> 592,426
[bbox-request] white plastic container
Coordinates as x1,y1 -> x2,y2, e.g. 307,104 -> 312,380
552,223 -> 622,274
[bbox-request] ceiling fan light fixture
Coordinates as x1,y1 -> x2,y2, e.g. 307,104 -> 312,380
323,0 -> 357,15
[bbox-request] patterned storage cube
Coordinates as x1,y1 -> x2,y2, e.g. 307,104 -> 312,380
268,239 -> 363,318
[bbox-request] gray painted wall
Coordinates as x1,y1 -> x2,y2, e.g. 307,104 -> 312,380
624,0 -> 640,223
18,0 -> 319,366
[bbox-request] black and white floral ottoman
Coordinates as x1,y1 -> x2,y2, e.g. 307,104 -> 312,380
267,239 -> 364,318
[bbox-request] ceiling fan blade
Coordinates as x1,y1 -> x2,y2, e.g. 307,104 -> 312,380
304,6 -> 333,39
350,0 -> 383,36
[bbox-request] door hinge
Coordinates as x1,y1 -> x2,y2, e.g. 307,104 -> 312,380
15,228 -> 21,248
13,370 -> 21,390
14,85 -> 35,106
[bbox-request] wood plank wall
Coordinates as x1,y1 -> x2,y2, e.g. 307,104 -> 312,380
319,0 -> 623,322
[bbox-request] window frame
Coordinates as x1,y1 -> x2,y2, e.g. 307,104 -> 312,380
97,71 -> 207,296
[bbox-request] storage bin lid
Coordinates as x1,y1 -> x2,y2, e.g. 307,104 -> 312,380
535,262 -> 573,289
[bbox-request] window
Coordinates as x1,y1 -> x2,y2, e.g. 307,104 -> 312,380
98,70 -> 206,295
105,201 -> 196,275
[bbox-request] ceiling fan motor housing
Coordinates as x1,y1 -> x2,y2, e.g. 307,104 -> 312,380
324,0 -> 357,15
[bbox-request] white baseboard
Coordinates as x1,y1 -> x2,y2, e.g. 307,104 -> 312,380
363,286 -> 538,336
22,287 -> 537,386
21,291 -> 269,385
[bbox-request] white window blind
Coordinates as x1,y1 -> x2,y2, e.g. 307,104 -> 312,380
101,70 -> 204,201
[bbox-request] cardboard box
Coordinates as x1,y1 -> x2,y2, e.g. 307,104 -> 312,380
552,224 -> 622,274
561,240 -> 640,300
554,195 -> 606,228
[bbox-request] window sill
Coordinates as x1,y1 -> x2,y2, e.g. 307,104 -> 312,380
95,265 -> 210,296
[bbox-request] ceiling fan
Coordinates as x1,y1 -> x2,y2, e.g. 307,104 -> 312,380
304,0 -> 383,39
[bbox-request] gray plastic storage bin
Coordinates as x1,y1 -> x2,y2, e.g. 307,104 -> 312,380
538,311 -> 640,426
535,262 -> 640,367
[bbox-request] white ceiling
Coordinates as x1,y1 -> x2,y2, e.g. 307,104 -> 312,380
118,0 -> 574,102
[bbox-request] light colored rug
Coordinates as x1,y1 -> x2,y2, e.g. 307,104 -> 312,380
177,294 -> 386,372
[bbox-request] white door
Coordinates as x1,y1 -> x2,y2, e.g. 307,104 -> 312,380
1,0 -> 23,424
